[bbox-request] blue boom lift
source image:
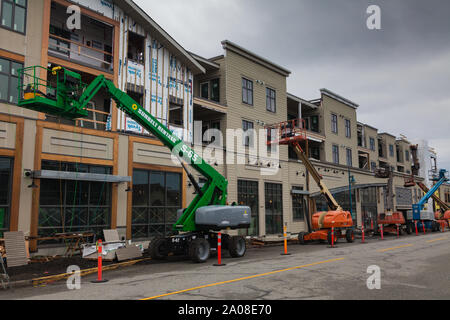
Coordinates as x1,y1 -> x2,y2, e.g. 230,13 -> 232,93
409,169 -> 449,232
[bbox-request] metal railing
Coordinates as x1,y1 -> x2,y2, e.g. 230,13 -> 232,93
49,34 -> 113,72
18,66 -> 56,102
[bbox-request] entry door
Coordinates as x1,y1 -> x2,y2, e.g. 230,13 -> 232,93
362,205 -> 378,230
265,183 -> 283,235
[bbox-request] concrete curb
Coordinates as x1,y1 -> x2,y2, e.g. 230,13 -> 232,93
6,257 -> 152,289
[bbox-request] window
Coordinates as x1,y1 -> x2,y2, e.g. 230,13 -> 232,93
127,32 -> 145,64
309,146 -> 320,161
405,150 -> 410,162
371,161 -> 377,172
292,187 -> 307,221
242,78 -> 253,105
310,115 -> 319,132
38,161 -> 112,242
369,137 -> 375,151
238,180 -> 259,236
0,157 -> 13,237
200,79 -> 220,102
331,113 -> 338,134
132,170 -> 182,239
200,82 -> 209,99
332,144 -> 339,164
389,144 -> 394,157
242,120 -> 254,147
169,96 -> 184,126
0,57 -> 22,104
1,0 -> 27,34
345,119 -> 351,138
346,148 -> 353,167
210,78 -> 220,102
266,87 -> 276,112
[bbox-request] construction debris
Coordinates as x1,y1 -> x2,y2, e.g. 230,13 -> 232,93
4,232 -> 28,268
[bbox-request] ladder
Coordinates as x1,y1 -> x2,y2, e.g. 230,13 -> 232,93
0,255 -> 10,289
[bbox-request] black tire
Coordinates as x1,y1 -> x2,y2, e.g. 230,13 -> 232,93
406,223 -> 412,235
346,229 -> 355,243
229,236 -> 246,258
433,222 -> 440,232
298,232 -> 307,245
149,238 -> 169,260
189,238 -> 211,263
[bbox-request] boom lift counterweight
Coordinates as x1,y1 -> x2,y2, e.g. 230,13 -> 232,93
18,65 -> 251,263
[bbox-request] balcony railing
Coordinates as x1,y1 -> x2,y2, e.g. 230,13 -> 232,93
48,34 -> 113,72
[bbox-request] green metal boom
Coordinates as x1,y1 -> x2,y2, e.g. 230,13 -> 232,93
18,66 -> 228,232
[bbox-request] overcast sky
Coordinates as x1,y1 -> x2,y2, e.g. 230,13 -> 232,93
135,0 -> 450,170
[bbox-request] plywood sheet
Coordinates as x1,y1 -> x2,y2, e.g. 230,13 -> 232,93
4,232 -> 28,267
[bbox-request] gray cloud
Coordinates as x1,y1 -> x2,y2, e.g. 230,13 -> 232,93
136,0 -> 450,170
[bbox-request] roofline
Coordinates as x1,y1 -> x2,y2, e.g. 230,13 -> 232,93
357,122 -> 378,131
221,40 -> 291,77
116,0 -> 205,75
396,137 -> 411,144
189,52 -> 220,70
209,55 -> 225,61
287,93 -> 318,109
320,88 -> 359,109
379,132 -> 397,139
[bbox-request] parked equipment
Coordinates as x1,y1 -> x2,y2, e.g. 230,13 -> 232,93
266,119 -> 354,245
404,145 -> 449,232
407,169 -> 449,232
408,177 -> 450,232
17,66 -> 251,263
374,166 -> 409,235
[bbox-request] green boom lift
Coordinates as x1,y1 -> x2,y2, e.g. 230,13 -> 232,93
18,65 -> 251,263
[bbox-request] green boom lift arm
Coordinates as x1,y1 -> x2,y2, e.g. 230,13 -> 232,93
18,66 -> 230,233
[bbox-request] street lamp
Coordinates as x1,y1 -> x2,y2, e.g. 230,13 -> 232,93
348,167 -> 356,223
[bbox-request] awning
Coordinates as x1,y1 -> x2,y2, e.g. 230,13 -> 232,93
30,170 -> 131,183
310,183 -> 387,197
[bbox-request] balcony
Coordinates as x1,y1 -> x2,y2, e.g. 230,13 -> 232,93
193,99 -> 226,146
48,1 -> 114,73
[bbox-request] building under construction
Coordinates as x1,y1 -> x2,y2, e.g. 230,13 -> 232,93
0,0 -> 446,255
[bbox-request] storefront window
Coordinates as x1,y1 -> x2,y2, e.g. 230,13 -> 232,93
38,161 -> 112,243
0,157 -> 13,237
238,180 -> 259,236
132,170 -> 182,239
265,183 -> 283,235
292,187 -> 307,222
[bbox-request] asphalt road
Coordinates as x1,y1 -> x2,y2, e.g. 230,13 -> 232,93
1,232 -> 449,300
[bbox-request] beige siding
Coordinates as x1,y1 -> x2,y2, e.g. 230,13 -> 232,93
42,128 -> 114,160
0,121 -> 16,149
321,95 -> 358,167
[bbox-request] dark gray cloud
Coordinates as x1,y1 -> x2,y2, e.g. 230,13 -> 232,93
136,0 -> 450,169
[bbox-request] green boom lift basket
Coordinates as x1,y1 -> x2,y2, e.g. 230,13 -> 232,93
17,66 -> 88,120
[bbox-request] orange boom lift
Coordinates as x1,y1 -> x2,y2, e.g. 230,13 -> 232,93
266,119 -> 354,245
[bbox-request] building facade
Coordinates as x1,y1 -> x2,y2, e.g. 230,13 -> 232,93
0,0 -> 432,253
0,0 -> 206,253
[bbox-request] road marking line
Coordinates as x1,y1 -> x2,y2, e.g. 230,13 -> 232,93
377,244 -> 413,253
141,257 -> 345,300
426,237 -> 447,243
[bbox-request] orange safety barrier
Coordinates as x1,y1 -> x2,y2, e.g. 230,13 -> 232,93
91,239 -> 108,283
